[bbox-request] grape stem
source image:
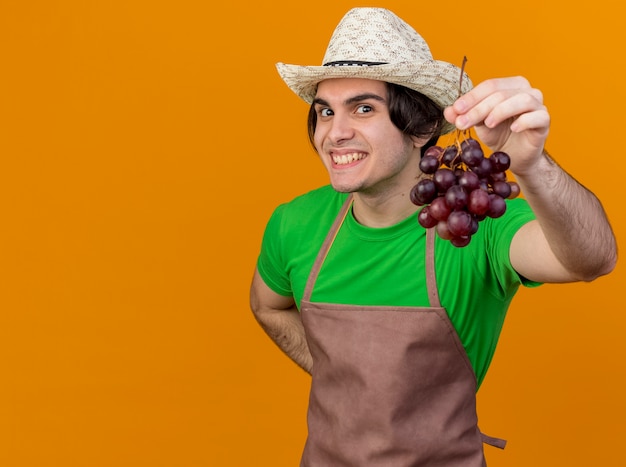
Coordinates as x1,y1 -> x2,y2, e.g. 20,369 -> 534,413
458,55 -> 467,99
453,56 -> 472,162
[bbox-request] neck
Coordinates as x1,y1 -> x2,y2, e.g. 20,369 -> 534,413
351,188 -> 420,228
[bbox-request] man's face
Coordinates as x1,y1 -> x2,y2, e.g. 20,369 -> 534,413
312,78 -> 422,196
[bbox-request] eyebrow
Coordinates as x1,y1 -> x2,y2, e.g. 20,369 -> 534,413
312,93 -> 387,107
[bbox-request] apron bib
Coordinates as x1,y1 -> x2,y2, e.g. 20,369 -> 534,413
300,195 -> 504,466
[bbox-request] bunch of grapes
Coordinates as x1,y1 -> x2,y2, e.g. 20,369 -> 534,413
410,134 -> 520,247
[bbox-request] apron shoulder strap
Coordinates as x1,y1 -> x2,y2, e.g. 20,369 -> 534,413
426,227 -> 441,308
302,194 -> 353,302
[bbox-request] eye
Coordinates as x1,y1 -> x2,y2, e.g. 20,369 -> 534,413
356,104 -> 373,114
319,108 -> 333,117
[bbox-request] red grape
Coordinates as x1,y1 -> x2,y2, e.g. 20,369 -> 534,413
419,155 -> 440,174
491,151 -> 511,171
461,145 -> 484,167
460,137 -> 481,150
442,145 -> 460,167
508,181 -> 521,199
410,179 -> 437,206
418,207 -> 439,228
429,196 -> 452,221
489,171 -> 507,183
424,145 -> 444,159
433,168 -> 457,192
445,185 -> 468,210
458,171 -> 480,191
487,193 -> 507,218
409,130 -> 520,247
451,236 -> 471,248
467,188 -> 490,216
470,216 -> 479,235
436,220 -> 454,240
492,180 -> 512,199
447,210 -> 473,237
472,157 -> 493,179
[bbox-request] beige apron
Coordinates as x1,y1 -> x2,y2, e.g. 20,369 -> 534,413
300,195 -> 505,466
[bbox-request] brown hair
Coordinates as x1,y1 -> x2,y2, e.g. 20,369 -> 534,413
307,82 -> 443,156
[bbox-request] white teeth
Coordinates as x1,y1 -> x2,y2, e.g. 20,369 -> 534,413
332,152 -> 365,165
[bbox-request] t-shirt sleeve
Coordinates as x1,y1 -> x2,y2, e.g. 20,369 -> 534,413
486,197 -> 542,290
256,204 -> 294,297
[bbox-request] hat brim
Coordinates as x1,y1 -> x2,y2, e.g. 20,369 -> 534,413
276,60 -> 472,135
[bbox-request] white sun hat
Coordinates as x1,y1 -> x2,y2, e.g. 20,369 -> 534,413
276,7 -> 473,134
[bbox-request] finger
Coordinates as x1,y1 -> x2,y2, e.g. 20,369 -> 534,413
451,91 -> 509,130
483,92 -> 546,130
509,107 -> 550,134
447,77 -> 538,127
453,87 -> 544,131
454,76 -> 534,113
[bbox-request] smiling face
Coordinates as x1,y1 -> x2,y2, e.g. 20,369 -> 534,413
312,78 -> 429,198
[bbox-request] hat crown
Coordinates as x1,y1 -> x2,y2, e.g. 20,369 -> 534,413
322,8 -> 433,66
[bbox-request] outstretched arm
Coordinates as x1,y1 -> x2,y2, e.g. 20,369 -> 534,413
508,149 -> 616,283
444,76 -> 617,283
250,268 -> 312,373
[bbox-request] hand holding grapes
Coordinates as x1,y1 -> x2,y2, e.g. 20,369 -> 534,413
441,74 -> 615,281
443,76 -> 550,177
410,69 -> 537,247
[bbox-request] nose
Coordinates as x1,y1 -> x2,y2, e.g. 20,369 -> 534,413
326,112 -> 355,145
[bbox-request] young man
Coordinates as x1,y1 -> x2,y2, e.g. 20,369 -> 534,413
250,7 -> 616,466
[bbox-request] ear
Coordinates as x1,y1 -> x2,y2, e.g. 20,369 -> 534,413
410,133 -> 435,149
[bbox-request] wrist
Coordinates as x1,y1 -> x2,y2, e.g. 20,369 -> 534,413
512,148 -> 558,190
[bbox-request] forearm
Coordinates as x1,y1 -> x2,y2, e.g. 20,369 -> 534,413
514,150 -> 617,281
252,305 -> 313,374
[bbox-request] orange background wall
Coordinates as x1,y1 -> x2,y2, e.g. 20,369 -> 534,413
0,1 -> 624,466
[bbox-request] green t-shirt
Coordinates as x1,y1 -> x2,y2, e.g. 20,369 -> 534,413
257,185 -> 538,387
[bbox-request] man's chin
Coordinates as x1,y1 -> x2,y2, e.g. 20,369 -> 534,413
330,183 -> 355,194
